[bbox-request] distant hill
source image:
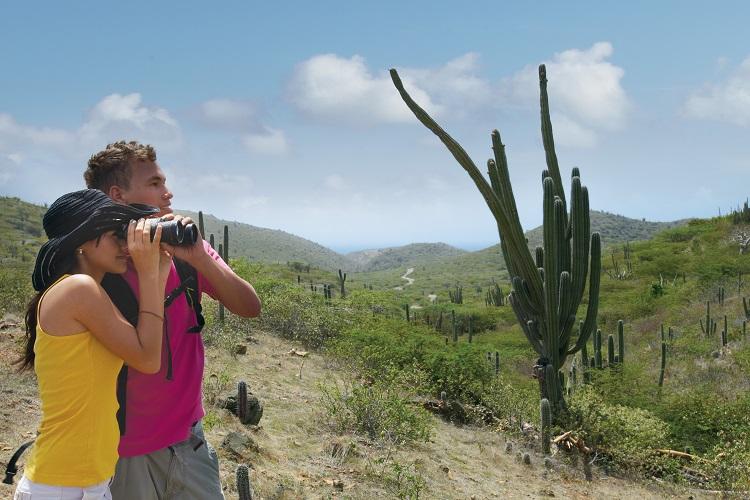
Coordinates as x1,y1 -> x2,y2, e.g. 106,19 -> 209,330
0,198 -> 690,276
177,210 -> 353,271
0,197 -> 46,268
524,210 -> 689,250
346,243 -> 467,272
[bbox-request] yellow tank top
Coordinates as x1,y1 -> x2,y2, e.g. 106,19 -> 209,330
24,275 -> 123,487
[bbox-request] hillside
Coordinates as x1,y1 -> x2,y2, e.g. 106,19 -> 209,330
0,197 -> 46,268
178,209 -> 354,271
350,210 -> 690,300
346,243 -> 466,272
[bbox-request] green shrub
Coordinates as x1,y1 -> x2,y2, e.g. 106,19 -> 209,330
569,388 -> 680,477
0,266 -> 34,315
319,380 -> 433,445
256,280 -> 348,347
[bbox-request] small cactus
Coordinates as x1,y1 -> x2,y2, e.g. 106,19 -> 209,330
658,334 -> 667,387
451,310 -> 458,343
541,398 -> 552,455
607,334 -> 615,366
236,464 -> 253,500
237,381 -> 248,422
700,301 -> 717,336
338,269 -> 347,298
449,285 -> 463,304
594,329 -> 603,369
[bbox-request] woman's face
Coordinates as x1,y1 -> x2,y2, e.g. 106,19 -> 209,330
79,231 -> 129,274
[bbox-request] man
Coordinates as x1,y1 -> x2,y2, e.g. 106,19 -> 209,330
84,141 -> 261,499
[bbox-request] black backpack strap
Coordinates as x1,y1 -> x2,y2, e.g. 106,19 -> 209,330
171,258 -> 205,334
3,440 -> 34,485
102,273 -> 142,436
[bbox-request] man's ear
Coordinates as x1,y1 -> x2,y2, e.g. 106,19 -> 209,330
108,185 -> 127,204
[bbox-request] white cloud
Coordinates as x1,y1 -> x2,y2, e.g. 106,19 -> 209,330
324,174 -> 347,190
683,57 -> 750,126
501,42 -> 629,147
197,99 -> 260,131
79,93 -> 182,149
402,53 -> 493,114
287,53 -> 441,124
0,113 -> 74,150
242,127 -> 289,155
549,114 -> 597,149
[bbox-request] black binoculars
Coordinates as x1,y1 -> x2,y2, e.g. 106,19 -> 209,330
116,218 -> 198,246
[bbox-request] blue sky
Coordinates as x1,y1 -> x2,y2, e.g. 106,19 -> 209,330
1,2 -> 749,252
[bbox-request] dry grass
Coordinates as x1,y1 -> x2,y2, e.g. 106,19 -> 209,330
0,319 -> 722,499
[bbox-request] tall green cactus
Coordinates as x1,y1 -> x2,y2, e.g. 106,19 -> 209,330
743,297 -> 749,320
594,329 -> 603,369
607,334 -> 616,366
721,315 -> 728,347
390,65 -> 601,418
617,320 -> 625,364
485,281 -> 506,306
449,285 -> 463,304
338,269 -> 347,298
700,301 -> 717,336
198,210 -> 205,238
658,325 -> 667,387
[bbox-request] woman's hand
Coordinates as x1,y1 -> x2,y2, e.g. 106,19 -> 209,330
128,218 -> 165,278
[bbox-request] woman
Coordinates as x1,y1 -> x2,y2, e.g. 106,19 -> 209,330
14,189 -> 171,499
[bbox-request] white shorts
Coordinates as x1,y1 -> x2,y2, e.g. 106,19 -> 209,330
13,475 -> 112,500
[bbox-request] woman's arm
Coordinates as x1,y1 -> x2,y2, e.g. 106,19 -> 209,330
74,219 -> 171,373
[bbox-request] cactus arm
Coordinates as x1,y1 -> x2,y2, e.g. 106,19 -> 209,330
566,233 -> 601,356
539,65 -> 567,215
543,178 -> 560,366
390,68 -> 543,303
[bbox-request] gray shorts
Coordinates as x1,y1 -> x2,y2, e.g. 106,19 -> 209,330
110,422 -> 224,500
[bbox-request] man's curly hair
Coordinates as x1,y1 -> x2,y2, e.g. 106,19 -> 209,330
84,141 -> 157,192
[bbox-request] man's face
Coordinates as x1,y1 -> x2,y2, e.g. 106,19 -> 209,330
117,160 -> 173,217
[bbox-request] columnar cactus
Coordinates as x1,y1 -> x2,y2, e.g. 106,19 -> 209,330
451,310 -> 458,343
700,301 -> 717,336
449,285 -> 463,304
617,320 -> 625,364
743,297 -> 749,320
541,398 -> 552,455
391,64 -> 601,418
198,210 -> 205,238
594,329 -> 603,369
468,316 -> 473,343
236,464 -> 253,500
658,326 -> 667,387
338,269 -> 347,298
495,351 -> 500,376
209,233 -> 215,249
607,334 -> 615,366
237,381 -> 248,422
721,315 -> 728,347
223,224 -> 229,262
485,281 -> 506,306
404,303 -> 410,322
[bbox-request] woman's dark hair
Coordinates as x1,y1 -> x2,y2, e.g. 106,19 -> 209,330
16,255 -> 76,372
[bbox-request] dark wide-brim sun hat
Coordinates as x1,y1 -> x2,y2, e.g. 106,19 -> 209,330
32,189 -> 159,291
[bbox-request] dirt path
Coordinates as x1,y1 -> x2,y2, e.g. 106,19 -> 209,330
393,267 -> 415,290
0,320 -> 719,499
